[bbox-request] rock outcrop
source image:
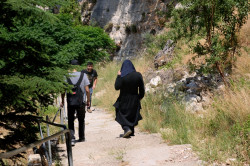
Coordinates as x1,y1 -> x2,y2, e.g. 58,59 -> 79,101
80,0 -> 171,59
145,67 -> 224,113
80,0 -> 97,25
154,39 -> 175,69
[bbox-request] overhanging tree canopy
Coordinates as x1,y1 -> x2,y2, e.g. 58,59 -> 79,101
0,0 -> 114,158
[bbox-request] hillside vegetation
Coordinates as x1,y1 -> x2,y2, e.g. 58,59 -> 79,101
93,17 -> 250,165
0,0 -> 248,165
0,0 -> 114,164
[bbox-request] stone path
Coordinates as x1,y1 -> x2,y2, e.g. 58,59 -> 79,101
58,108 -> 200,166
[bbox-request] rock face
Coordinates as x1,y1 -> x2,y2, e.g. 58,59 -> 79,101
154,39 -> 175,69
80,0 -> 97,25
80,0 -> 170,59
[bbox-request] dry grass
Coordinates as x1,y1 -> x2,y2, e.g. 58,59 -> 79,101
191,18 -> 250,164
139,93 -> 166,133
238,15 -> 250,47
93,57 -> 152,111
92,61 -> 120,111
216,87 -> 250,122
194,85 -> 250,163
233,47 -> 250,80
93,17 -> 250,164
233,16 -> 250,79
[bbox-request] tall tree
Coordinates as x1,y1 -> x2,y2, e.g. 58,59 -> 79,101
0,0 -> 114,161
169,0 -> 249,82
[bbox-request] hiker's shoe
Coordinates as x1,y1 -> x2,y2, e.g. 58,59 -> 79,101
123,129 -> 132,138
87,108 -> 92,113
78,138 -> 85,142
71,139 -> 75,146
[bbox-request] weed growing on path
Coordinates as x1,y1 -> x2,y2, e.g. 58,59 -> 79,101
109,148 -> 126,161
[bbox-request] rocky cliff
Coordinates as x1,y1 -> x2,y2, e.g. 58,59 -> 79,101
80,0 -> 171,59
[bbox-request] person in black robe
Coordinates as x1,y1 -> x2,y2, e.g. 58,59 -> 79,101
113,60 -> 145,138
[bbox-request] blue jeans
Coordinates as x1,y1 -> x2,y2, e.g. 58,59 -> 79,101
84,87 -> 93,109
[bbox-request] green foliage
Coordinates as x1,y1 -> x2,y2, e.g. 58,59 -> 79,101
125,25 -> 131,34
169,0 -> 249,78
92,52 -> 249,163
0,0 -> 114,159
131,24 -> 137,33
59,0 -> 82,26
143,32 -> 183,69
143,32 -> 170,56
140,93 -> 195,144
140,88 -> 250,163
39,105 -> 58,118
104,22 -> 113,33
138,83 -> 250,163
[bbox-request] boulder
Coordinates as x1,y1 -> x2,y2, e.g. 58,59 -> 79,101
166,83 -> 176,93
173,67 -> 187,81
196,96 -> 202,102
185,101 -> 203,113
145,83 -> 156,93
145,68 -> 174,85
184,94 -> 198,103
157,69 -> 174,85
185,80 -> 202,95
154,39 -> 175,69
144,68 -> 157,83
150,76 -> 162,88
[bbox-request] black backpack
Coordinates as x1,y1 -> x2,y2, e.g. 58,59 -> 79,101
67,72 -> 84,107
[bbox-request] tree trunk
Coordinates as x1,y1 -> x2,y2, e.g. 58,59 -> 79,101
216,62 -> 228,86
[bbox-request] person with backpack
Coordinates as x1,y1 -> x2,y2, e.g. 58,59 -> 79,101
61,60 -> 90,146
81,62 -> 98,113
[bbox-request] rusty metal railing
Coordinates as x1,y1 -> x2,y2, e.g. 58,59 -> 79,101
0,116 -> 73,166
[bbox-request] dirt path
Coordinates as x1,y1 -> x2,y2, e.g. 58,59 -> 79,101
58,108 -> 200,166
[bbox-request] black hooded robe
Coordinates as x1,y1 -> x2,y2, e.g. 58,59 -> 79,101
113,72 -> 145,127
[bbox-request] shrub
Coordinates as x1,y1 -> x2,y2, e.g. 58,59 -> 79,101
125,25 -> 131,34
116,25 -> 120,30
0,0 -> 114,161
131,24 -> 137,33
104,22 -> 113,33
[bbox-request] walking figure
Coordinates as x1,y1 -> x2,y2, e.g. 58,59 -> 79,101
114,60 -> 145,138
61,60 -> 90,146
82,62 -> 98,113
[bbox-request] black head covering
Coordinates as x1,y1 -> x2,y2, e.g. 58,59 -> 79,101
121,60 -> 136,77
